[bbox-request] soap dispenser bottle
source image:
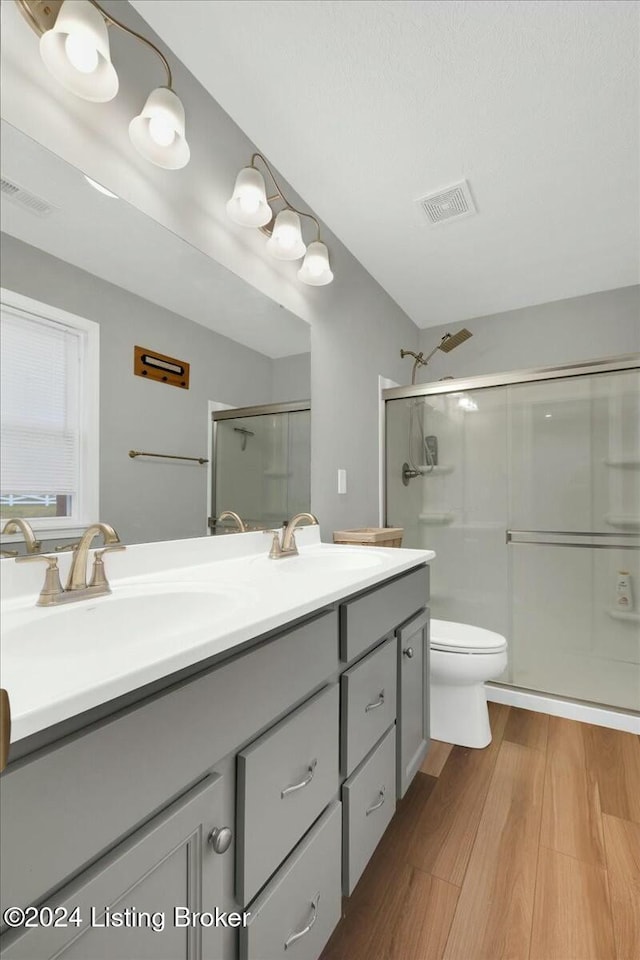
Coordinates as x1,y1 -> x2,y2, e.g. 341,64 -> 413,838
615,571 -> 634,611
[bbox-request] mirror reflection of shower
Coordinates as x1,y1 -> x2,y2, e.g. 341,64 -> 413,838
233,426 -> 255,451
400,328 -> 473,485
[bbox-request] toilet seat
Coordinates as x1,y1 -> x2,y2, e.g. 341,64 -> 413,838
431,619 -> 508,655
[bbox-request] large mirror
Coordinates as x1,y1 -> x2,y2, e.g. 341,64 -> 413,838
0,121 -> 311,550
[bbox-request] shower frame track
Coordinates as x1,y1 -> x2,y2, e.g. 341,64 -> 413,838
382,352 -> 639,402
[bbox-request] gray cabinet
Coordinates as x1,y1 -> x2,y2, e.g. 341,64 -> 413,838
342,726 -> 396,895
1,563 -> 431,960
0,775 -> 229,960
0,609 -> 338,918
340,638 -> 397,777
240,802 -> 342,960
236,684 -> 339,906
339,566 -> 429,662
396,609 -> 430,798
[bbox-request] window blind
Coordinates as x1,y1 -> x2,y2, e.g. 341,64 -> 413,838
1,306 -> 81,496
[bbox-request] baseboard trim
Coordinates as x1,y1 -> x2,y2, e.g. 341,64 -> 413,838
485,683 -> 640,734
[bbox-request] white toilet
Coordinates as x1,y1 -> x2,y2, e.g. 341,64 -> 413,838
430,619 -> 508,749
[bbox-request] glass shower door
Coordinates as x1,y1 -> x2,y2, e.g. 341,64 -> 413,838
385,365 -> 640,712
507,370 -> 640,710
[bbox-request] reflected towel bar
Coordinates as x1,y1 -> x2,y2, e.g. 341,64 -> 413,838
129,450 -> 208,464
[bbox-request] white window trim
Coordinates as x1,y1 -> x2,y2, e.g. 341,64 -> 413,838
0,287 -> 99,543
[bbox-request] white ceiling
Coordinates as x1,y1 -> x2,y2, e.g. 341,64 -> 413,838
132,0 -> 640,329
0,122 -> 310,358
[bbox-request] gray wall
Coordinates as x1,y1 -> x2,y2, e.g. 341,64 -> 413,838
271,354 -> 311,404
1,234 -> 289,545
417,286 -> 640,382
1,1 -> 420,541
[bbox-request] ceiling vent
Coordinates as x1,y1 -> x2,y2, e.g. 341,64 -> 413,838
0,176 -> 56,218
416,180 -> 476,225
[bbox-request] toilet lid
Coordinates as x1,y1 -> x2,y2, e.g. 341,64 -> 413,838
430,619 -> 507,654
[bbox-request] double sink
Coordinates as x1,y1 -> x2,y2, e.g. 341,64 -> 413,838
1,544 -> 389,737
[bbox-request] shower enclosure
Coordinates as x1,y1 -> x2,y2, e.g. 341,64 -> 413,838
211,401 -> 311,532
385,356 -> 640,713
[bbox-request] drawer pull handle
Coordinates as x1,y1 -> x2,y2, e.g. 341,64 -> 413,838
284,892 -> 320,950
366,787 -> 386,816
281,759 -> 317,798
403,646 -> 415,658
365,690 -> 385,712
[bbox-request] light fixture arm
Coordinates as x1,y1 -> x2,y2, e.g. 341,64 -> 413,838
88,0 -> 172,88
250,152 -> 322,241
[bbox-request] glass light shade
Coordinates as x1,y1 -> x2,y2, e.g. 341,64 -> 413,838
39,0 -> 118,102
129,87 -> 190,170
265,210 -> 307,260
226,167 -> 272,227
297,241 -> 334,285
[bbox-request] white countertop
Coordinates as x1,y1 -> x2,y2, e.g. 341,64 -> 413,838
1,529 -> 434,744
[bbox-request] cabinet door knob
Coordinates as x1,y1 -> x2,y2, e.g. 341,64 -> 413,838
208,826 -> 233,854
403,646 -> 414,659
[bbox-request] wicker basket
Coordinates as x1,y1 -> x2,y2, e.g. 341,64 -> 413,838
333,527 -> 404,548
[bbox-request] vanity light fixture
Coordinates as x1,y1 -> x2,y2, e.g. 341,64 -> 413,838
227,153 -> 333,285
17,0 -> 190,169
38,0 -> 118,102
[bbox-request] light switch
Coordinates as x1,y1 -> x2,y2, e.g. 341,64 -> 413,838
338,469 -> 347,495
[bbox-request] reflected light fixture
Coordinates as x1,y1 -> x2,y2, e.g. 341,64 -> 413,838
17,0 -> 190,169
84,175 -> 118,198
227,153 -> 333,286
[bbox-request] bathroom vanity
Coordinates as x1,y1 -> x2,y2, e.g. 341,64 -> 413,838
0,531 -> 433,960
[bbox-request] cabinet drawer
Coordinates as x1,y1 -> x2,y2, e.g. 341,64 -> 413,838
0,775 -> 226,959
343,726 -> 396,896
341,638 -> 397,777
1,610 -> 338,917
340,566 -> 429,662
240,802 -> 342,960
237,684 -> 339,906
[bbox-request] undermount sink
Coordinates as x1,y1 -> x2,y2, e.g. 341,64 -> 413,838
2,583 -> 242,661
252,546 -> 386,573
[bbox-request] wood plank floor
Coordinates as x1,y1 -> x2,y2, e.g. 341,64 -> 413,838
321,706 -> 640,960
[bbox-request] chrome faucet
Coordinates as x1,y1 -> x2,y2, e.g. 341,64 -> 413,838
1,518 -> 41,554
216,511 -> 247,533
266,513 -> 319,559
16,522 -> 125,606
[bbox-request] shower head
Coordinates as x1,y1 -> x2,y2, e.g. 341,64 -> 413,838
400,328 -> 472,383
438,328 -> 472,353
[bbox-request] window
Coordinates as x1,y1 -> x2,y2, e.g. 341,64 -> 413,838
0,288 -> 99,537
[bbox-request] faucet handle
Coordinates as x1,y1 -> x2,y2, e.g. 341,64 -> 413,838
94,545 -> 126,560
16,553 -> 59,568
89,544 -> 126,590
16,554 -> 64,605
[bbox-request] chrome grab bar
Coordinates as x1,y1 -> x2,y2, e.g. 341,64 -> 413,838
366,787 -> 386,816
281,759 -> 317,799
365,691 -> 385,712
284,893 -> 320,950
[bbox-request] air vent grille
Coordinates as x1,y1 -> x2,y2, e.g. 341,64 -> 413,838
0,177 -> 56,217
416,180 -> 476,225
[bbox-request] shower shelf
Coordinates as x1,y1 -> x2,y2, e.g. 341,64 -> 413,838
604,515 -> 640,529
607,609 -> 640,623
418,512 -> 456,525
415,465 -> 454,476
603,458 -> 640,468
